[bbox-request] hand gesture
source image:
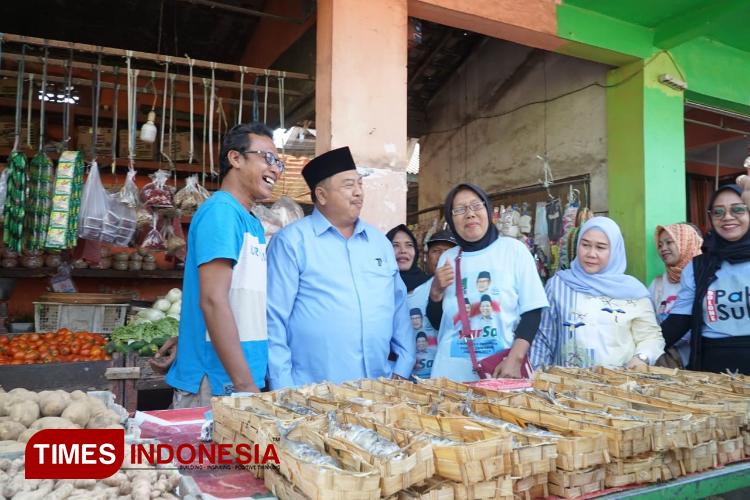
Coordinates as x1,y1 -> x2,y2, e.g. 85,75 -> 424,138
149,337 -> 178,375
737,165 -> 750,208
430,261 -> 455,301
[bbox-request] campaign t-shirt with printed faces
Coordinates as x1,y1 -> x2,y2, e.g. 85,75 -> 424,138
430,237 -> 548,382
672,260 -> 750,339
408,279 -> 437,378
166,192 -> 269,395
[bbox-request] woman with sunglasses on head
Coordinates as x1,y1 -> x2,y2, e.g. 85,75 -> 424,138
425,184 -> 548,381
661,183 -> 750,374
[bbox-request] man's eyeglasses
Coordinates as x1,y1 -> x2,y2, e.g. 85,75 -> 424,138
708,204 -> 748,219
241,150 -> 285,173
451,200 -> 486,216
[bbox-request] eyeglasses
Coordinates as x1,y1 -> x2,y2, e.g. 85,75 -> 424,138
708,204 -> 748,219
240,150 -> 285,173
451,200 -> 486,216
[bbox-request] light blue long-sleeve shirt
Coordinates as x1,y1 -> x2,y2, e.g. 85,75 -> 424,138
267,208 -> 415,389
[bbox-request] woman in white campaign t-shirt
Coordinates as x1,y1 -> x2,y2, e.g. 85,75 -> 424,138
425,184 -> 548,382
648,223 -> 702,367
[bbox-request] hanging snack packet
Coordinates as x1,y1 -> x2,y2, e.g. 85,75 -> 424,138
174,174 -> 210,213
141,169 -> 175,208
141,214 -> 166,250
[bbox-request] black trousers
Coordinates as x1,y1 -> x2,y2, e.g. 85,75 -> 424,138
689,336 -> 750,375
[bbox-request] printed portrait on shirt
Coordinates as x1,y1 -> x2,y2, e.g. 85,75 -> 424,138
410,308 -> 423,331
476,271 -> 491,293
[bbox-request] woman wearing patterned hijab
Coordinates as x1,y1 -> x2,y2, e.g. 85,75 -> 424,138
648,224 -> 703,367
529,217 -> 665,369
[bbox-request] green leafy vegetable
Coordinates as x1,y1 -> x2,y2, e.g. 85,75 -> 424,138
109,317 -> 179,355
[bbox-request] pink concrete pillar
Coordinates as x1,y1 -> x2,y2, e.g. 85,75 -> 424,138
316,0 -> 409,232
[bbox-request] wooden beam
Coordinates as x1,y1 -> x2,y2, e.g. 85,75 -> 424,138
654,0 -> 749,49
1,33 -> 311,80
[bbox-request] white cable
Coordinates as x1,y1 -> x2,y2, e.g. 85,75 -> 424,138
263,69 -> 269,124
125,52 -> 134,167
238,66 -> 245,124
187,56 -> 194,163
202,78 -> 208,185
208,63 -> 216,176
160,59 -> 170,161
26,73 -> 33,149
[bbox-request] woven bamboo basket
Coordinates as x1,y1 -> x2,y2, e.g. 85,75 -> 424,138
415,378 -> 481,402
212,395 -> 310,478
306,411 -> 435,497
458,401 -> 558,477
669,440 -> 718,475
458,400 -> 609,471
292,382 -> 404,413
604,454 -> 664,488
397,478 -> 455,500
265,466 -> 310,500
277,423 -> 381,500
488,394 -> 651,459
365,404 -> 514,484
553,388 -> 714,450
717,436 -> 745,465
512,472 -> 549,500
348,378 -> 446,406
548,466 -> 606,498
447,475 -> 514,500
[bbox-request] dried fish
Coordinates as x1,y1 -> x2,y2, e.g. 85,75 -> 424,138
276,391 -> 319,416
348,397 -> 374,406
428,434 -> 461,446
327,413 -> 405,460
282,436 -> 342,468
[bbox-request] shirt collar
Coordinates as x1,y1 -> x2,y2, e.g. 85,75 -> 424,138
311,207 -> 368,239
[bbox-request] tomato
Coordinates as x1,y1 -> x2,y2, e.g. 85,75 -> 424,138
80,349 -> 91,357
38,345 -> 49,355
29,333 -> 40,342
57,328 -> 72,336
10,360 -> 22,365
70,343 -> 81,354
12,351 -> 24,360
59,346 -> 71,356
0,336 -> 8,345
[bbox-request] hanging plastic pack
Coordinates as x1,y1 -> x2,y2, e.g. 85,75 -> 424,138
141,169 -> 175,208
271,196 -> 304,228
101,194 -> 137,246
78,162 -> 110,240
162,217 -> 186,257
119,168 -> 140,208
174,174 -> 210,213
252,203 -> 283,240
141,214 -> 166,250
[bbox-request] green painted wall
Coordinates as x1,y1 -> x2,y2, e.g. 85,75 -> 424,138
557,1 -> 750,282
607,54 -> 687,282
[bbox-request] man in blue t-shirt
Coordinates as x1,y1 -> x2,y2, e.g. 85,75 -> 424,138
156,123 -> 284,408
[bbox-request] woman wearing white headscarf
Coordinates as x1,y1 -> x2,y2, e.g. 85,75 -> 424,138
529,217 -> 665,369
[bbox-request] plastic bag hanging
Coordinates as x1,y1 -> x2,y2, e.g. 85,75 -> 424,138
141,169 -> 175,208
271,196 -> 304,228
119,168 -> 140,208
174,174 -> 209,213
141,213 -> 166,250
78,162 -> 110,240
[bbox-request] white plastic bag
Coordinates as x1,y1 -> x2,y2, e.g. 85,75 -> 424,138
78,161 -> 110,240
119,168 -> 140,208
174,174 -> 210,212
271,196 -> 304,228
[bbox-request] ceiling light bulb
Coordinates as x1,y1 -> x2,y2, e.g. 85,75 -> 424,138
140,110 -> 157,143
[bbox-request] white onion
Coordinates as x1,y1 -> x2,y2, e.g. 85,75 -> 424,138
167,312 -> 180,321
168,302 -> 181,315
142,309 -> 166,321
165,288 -> 182,304
153,299 -> 172,312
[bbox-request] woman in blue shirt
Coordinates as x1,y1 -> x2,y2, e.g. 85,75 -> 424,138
661,184 -> 750,374
426,183 -> 548,380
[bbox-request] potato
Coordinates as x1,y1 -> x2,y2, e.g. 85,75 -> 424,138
70,390 -> 87,401
39,392 -> 69,417
0,421 -> 26,440
86,410 -> 121,429
0,392 -> 9,416
9,400 -> 40,427
62,401 -> 91,427
9,388 -> 38,402
17,428 -> 36,443
86,396 -> 109,417
30,417 -> 78,430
